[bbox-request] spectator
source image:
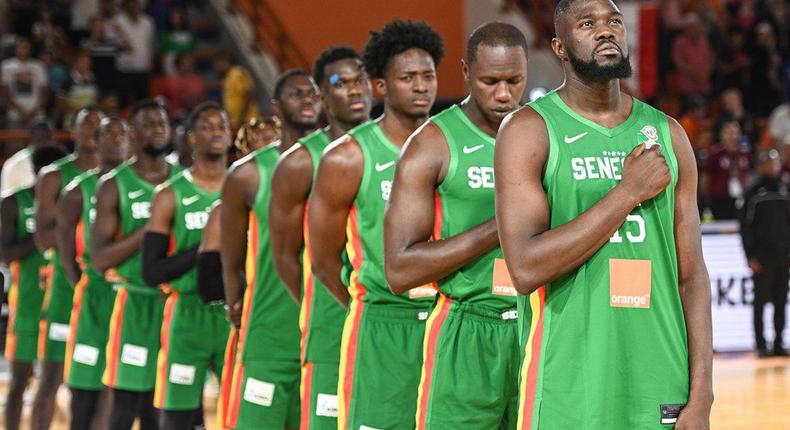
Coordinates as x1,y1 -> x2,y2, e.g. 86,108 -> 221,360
701,120 -> 751,219
32,6 -> 67,55
717,30 -> 750,92
114,0 -> 155,107
39,51 -> 69,96
84,3 -> 124,102
768,99 -> 790,147
1,38 -> 49,129
59,52 -> 99,128
679,96 -> 712,151
747,22 -> 782,117
158,6 -> 197,75
214,54 -> 260,131
672,12 -> 715,102
739,149 -> 790,358
160,53 -> 206,118
0,120 -> 60,195
719,88 -> 758,146
69,0 -> 100,44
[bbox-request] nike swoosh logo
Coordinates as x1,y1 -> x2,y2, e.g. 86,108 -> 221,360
463,144 -> 485,154
564,132 -> 588,144
375,161 -> 395,172
127,190 -> 145,199
181,195 -> 200,206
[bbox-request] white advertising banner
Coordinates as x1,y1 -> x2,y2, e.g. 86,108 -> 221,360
703,223 -> 790,352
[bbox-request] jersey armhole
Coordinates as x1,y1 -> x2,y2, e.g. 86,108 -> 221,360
659,114 -> 679,188
530,106 -> 558,191
434,120 -> 458,194
356,137 -> 372,207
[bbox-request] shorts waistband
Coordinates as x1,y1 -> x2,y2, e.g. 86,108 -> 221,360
359,301 -> 434,322
114,283 -> 161,296
446,299 -> 518,322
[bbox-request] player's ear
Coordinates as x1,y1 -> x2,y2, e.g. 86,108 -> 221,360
372,78 -> 387,98
552,37 -> 566,61
186,129 -> 196,149
461,58 -> 470,85
272,99 -> 283,120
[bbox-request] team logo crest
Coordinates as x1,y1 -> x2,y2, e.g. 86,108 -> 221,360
640,125 -> 659,147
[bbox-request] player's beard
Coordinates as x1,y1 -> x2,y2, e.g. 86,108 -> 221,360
568,47 -> 632,82
283,110 -> 318,132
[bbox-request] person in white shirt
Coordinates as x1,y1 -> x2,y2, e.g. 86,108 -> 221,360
1,38 -> 49,129
113,0 -> 155,107
0,121 -> 61,196
768,101 -> 790,147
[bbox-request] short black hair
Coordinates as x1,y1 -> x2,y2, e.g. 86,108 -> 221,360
466,22 -> 528,63
313,46 -> 361,86
273,69 -> 311,102
187,101 -> 225,132
32,146 -> 67,173
363,19 -> 444,79
130,99 -> 167,122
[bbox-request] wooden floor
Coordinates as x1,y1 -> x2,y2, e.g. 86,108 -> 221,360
1,353 -> 788,429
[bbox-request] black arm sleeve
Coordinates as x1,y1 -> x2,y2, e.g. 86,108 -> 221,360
141,231 -> 199,287
197,251 -> 225,303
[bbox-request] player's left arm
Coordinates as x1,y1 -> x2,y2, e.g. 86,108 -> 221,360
268,145 -> 313,304
669,117 -> 713,430
142,186 -> 198,287
55,186 -> 84,286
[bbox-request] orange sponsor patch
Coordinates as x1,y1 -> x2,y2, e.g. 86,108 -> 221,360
609,258 -> 652,308
492,258 -> 517,296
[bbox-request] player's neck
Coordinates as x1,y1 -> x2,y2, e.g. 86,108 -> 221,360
326,117 -> 360,141
460,96 -> 498,138
378,104 -> 428,147
133,152 -> 170,177
559,74 -> 632,128
74,146 -> 99,171
279,123 -> 312,153
190,156 -> 226,187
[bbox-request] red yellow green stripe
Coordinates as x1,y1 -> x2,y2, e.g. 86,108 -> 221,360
300,361 -> 314,429
337,205 -> 366,430
4,262 -> 21,360
517,287 -> 546,430
102,287 -> 128,387
64,275 -> 88,383
154,290 -> 179,409
415,294 -> 452,429
217,328 -> 238,429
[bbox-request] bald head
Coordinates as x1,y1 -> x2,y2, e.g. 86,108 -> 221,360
466,22 -> 528,64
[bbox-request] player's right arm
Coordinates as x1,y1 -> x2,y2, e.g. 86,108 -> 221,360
0,195 -> 36,263
55,185 -> 83,286
308,136 -> 362,308
220,160 -> 258,328
269,145 -> 314,304
142,185 -> 197,286
91,177 -> 145,273
384,123 -> 499,294
197,203 -> 225,303
495,107 -> 671,295
33,167 -> 62,251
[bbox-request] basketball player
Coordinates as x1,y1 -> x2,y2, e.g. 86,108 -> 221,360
308,20 -> 443,430
142,102 -> 231,429
268,46 -> 372,429
383,22 -> 528,429
1,146 -> 66,430
57,117 -> 129,429
33,106 -> 103,430
495,1 -> 713,428
221,69 -> 321,429
91,100 -> 179,430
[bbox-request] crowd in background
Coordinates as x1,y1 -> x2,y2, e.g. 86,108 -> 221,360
2,0 -> 790,219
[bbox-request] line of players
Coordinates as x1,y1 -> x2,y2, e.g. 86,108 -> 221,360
3,3 -> 709,428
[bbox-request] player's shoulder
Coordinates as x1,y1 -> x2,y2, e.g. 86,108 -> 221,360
321,133 -> 362,170
277,143 -> 313,174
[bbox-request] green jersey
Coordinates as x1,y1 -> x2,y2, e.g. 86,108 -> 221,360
160,170 -> 220,295
6,186 -> 47,332
63,170 -> 105,283
238,146 -> 300,361
432,105 -> 516,312
48,155 -> 86,291
104,160 -> 182,293
298,129 -> 347,363
345,121 -> 435,308
517,91 -> 688,429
